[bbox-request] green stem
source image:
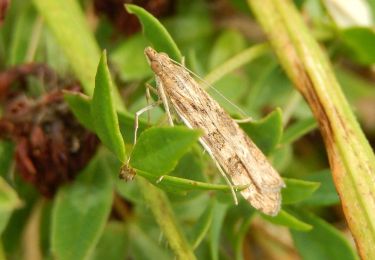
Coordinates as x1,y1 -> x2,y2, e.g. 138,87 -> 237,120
137,178 -> 196,260
136,170 -> 246,192
247,0 -> 375,258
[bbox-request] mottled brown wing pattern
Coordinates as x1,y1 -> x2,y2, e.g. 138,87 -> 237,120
144,47 -> 285,216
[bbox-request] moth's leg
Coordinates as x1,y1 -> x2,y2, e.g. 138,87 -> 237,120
134,100 -> 162,145
156,79 -> 174,126
181,56 -> 186,67
213,156 -> 238,205
199,139 -> 238,205
156,175 -> 165,183
145,82 -> 158,95
145,83 -> 156,125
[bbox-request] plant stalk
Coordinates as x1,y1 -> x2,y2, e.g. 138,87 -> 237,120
137,178 -> 196,260
247,0 -> 375,258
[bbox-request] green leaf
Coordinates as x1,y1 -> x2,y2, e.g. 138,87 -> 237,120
291,210 -> 359,260
90,222 -> 129,260
261,209 -> 312,231
281,117 -> 317,145
110,34 -> 152,81
341,27 -> 375,65
64,91 -> 95,132
239,108 -> 283,155
52,157 -> 113,260
129,127 -> 201,175
302,170 -> 340,206
125,4 -> 182,61
171,150 -> 205,182
189,202 -> 213,249
282,178 -> 320,204
92,51 -> 126,162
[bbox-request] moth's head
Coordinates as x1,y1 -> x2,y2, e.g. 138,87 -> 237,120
144,47 -> 170,73
144,47 -> 158,62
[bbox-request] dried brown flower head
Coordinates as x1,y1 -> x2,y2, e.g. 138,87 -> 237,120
0,64 -> 99,197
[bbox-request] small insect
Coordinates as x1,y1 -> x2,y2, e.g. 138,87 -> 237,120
130,47 -> 285,216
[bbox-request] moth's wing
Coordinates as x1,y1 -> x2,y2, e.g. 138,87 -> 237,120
231,171 -> 281,216
234,132 -> 285,192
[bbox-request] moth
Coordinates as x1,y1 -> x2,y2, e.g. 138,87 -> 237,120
137,47 -> 285,216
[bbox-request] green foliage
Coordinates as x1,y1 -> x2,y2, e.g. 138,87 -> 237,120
291,209 -> 359,260
262,209 -> 312,231
302,170 -> 341,206
340,27 -> 375,65
282,178 -> 320,204
125,4 -> 182,61
239,108 -> 283,155
129,127 -> 201,175
51,156 -> 113,260
92,52 -> 126,162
